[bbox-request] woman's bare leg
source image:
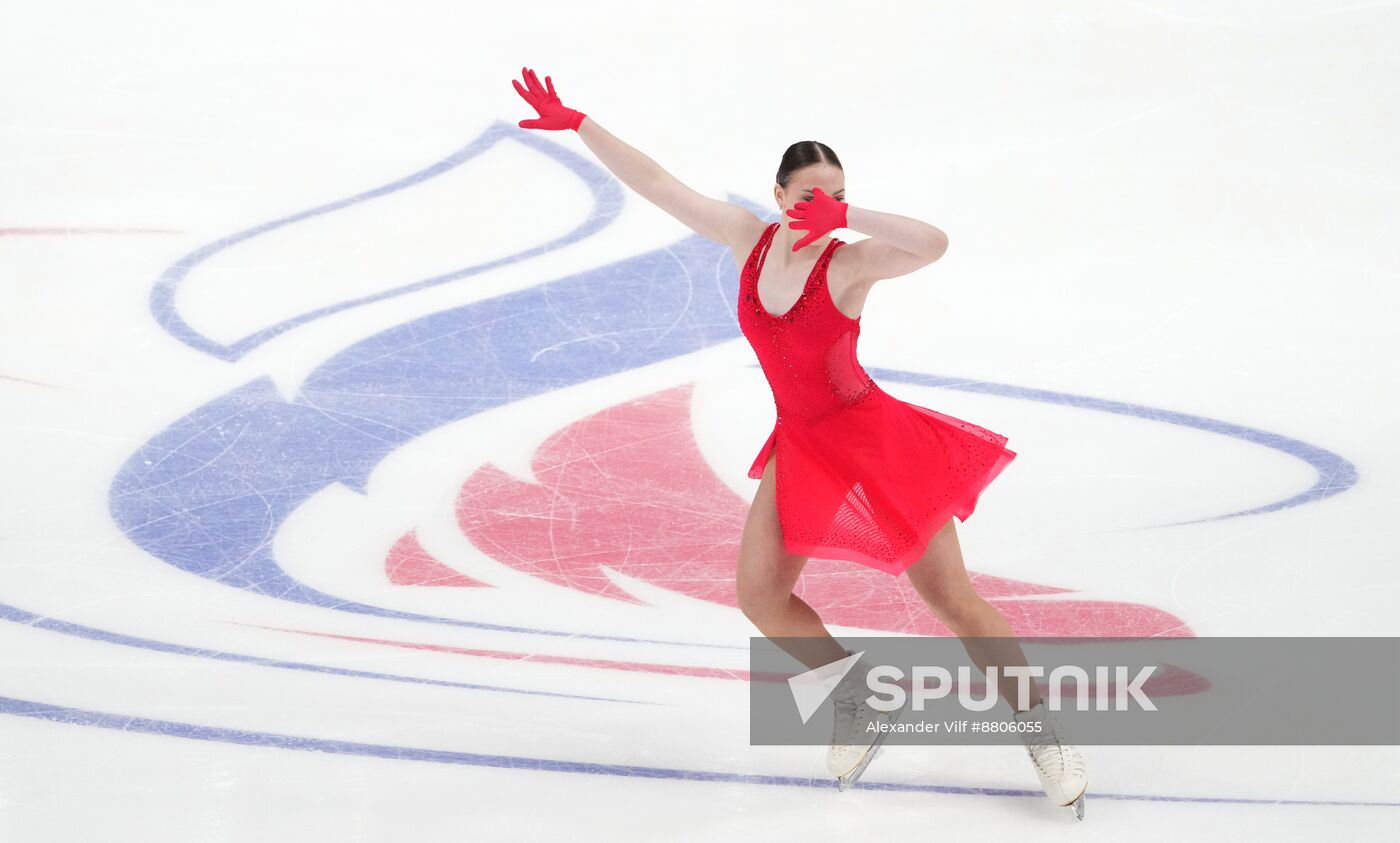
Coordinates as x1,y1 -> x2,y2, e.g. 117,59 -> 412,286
736,454 -> 848,671
903,518 -> 1044,713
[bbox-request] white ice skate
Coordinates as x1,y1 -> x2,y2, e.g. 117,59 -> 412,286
1014,700 -> 1088,820
827,651 -> 904,791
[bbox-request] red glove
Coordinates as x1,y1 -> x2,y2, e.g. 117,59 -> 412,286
784,186 -> 848,251
512,67 -> 587,131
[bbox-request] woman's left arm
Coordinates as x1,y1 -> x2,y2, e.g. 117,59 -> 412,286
787,187 -> 949,281
845,205 -> 948,259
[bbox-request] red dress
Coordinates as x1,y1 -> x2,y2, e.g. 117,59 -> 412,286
738,221 -> 1018,576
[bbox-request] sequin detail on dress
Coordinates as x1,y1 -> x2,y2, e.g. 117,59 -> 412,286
738,221 -> 1018,576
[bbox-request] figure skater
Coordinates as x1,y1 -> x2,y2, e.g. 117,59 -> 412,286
512,66 -> 1087,820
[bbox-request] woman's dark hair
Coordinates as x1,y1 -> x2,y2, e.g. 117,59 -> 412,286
775,141 -> 842,189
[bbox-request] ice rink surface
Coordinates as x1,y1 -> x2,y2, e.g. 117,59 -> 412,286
2,0 -> 1398,839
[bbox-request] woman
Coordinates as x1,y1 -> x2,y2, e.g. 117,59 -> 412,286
511,67 -> 1087,819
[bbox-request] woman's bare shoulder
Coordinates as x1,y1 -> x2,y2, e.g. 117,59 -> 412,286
730,215 -> 770,253
723,215 -> 771,271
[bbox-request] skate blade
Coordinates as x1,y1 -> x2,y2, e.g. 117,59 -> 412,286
1064,784 -> 1087,820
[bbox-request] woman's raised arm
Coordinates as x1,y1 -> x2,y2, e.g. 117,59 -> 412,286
512,67 -> 758,248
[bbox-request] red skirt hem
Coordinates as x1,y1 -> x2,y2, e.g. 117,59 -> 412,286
778,442 -> 1017,576
745,396 -> 1018,576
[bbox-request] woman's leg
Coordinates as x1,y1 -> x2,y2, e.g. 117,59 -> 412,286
736,454 -> 848,671
903,518 -> 1044,713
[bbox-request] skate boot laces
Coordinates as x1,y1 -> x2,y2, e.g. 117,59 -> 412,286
1016,704 -> 1087,780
